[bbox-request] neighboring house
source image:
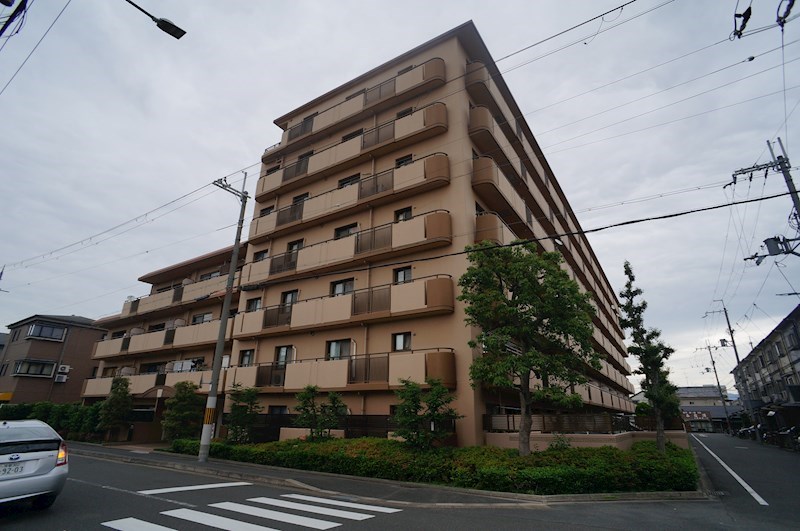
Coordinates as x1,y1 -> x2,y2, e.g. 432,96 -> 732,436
732,304 -> 800,430
84,21 -> 634,445
0,315 -> 106,404
677,385 -> 742,433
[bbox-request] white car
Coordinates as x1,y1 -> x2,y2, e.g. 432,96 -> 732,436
0,419 -> 68,509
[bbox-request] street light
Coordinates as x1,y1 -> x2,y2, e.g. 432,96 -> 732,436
198,173 -> 248,463
123,0 -> 186,39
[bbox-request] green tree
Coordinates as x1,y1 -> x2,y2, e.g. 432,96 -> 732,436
98,377 -> 133,439
618,261 -> 680,453
226,383 -> 263,444
458,240 -> 600,456
293,385 -> 346,441
161,381 -> 205,441
392,378 -> 460,449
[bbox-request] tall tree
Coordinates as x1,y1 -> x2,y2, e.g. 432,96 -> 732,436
161,381 -> 205,441
392,378 -> 461,450
98,376 -> 132,440
226,383 -> 263,444
458,240 -> 600,456
293,385 -> 346,441
618,261 -> 679,453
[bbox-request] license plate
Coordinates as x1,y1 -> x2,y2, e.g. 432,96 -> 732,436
0,462 -> 26,476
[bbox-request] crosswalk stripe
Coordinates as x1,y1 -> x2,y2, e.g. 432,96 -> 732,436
282,494 -> 402,513
139,482 -> 251,495
248,497 -> 374,521
101,517 -> 177,531
161,508 -> 279,531
211,501 -> 340,530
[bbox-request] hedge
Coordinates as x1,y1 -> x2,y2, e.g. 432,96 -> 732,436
170,438 -> 698,495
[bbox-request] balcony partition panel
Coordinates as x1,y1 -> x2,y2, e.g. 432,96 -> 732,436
296,234 -> 355,272
348,354 -> 389,384
128,330 -> 167,353
94,337 -> 125,358
284,359 -> 349,390
355,225 -> 392,254
290,294 -> 353,328
352,286 -> 391,315
135,290 -> 174,314
264,306 -> 292,328
256,364 -> 286,387
358,170 -> 394,199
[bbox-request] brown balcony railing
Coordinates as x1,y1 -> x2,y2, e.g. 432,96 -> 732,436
276,202 -> 304,226
351,285 -> 390,315
282,157 -> 309,182
348,353 -> 389,384
362,122 -> 394,149
365,78 -> 396,105
355,225 -> 392,254
263,305 -> 293,328
358,169 -> 393,199
256,364 -> 286,386
269,250 -> 299,275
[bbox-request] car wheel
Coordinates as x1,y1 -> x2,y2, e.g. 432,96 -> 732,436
31,494 -> 58,510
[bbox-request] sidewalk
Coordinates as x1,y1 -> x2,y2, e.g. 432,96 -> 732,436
69,442 -> 710,508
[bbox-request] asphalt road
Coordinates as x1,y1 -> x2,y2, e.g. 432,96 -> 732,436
0,436 -> 796,530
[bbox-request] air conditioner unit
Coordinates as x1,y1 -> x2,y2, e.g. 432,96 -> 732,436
57,364 -> 71,373
54,374 -> 68,383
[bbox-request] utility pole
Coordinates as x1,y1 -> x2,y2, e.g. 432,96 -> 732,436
740,138 -> 800,263
198,173 -> 248,463
699,344 -> 733,435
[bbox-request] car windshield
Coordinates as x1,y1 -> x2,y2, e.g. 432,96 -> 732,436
0,425 -> 59,443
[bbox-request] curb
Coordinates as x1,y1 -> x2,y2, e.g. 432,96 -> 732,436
71,445 -> 711,507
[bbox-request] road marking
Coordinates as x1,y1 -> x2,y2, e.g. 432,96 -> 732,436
249,496 -> 374,520
691,434 -> 769,506
138,481 -> 252,495
283,494 -> 402,513
102,517 -> 176,531
162,508 -> 278,531
68,478 -> 195,508
735,446 -> 749,449
211,501 -> 340,529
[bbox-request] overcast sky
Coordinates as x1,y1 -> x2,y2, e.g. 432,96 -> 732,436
1,0 -> 798,393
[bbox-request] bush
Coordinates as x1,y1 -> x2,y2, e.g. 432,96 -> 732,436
167,437 -> 698,494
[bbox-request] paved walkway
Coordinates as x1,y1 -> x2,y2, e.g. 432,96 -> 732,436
69,441 -> 710,507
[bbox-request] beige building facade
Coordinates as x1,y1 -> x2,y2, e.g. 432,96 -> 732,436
86,22 -> 633,446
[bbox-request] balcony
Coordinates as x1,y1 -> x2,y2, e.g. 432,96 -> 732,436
92,320 -> 234,359
83,369 -> 223,398
269,58 -> 446,157
232,276 -> 454,338
119,274 -> 238,319
242,211 -> 452,286
471,157 -> 533,239
256,102 -> 448,201
249,153 -> 451,244
474,212 -> 517,245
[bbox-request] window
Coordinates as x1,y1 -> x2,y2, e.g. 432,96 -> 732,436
287,239 -> 304,252
330,278 -> 354,296
239,349 -> 254,367
338,174 -> 360,189
394,207 -> 412,222
326,339 -> 351,360
395,154 -> 413,168
275,345 -> 293,365
0,364 -> 7,377
11,329 -> 20,342
396,107 -> 413,119
199,270 -> 221,281
394,267 -> 412,284
148,323 -> 166,332
13,360 -> 56,377
281,290 -> 299,306
341,129 -> 363,143
334,223 -> 358,240
397,65 -> 414,75
111,330 -> 126,339
520,162 -> 527,179
293,192 -> 309,204
254,250 -> 269,262
268,405 -> 289,415
260,205 -> 275,217
245,298 -> 262,312
265,165 -> 281,175
191,312 -> 213,324
27,323 -> 66,341
392,332 -> 411,351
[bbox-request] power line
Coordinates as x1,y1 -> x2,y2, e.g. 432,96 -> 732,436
0,0 -> 71,97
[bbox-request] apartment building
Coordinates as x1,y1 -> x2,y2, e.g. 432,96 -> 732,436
0,315 -> 106,404
85,21 -> 633,446
733,304 -> 800,429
